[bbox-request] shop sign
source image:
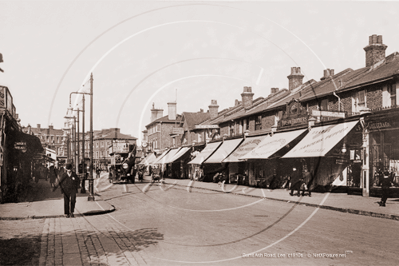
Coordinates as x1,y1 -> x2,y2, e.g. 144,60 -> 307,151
14,141 -> 27,153
312,110 -> 345,118
111,142 -> 129,153
195,125 -> 219,129
279,116 -> 308,127
367,121 -> 392,130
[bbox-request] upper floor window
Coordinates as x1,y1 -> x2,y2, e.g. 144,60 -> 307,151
388,83 -> 397,106
319,99 -> 329,111
156,124 -> 161,132
255,115 -> 262,131
230,122 -> 235,136
353,90 -> 366,113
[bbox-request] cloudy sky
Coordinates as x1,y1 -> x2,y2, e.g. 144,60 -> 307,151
1,1 -> 398,144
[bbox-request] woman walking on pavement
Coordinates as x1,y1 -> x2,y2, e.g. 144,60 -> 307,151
52,163 -> 80,218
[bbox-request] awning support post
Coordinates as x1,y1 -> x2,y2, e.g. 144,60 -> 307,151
360,117 -> 369,197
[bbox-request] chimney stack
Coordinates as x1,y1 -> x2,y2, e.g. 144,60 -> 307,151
37,124 -> 41,129
320,69 -> 334,80
241,86 -> 254,109
167,102 -> 177,120
208,99 -> 219,120
150,103 -> 164,122
271,87 -> 279,94
235,99 -> 240,106
287,67 -> 304,91
49,124 -> 54,130
364,34 -> 387,67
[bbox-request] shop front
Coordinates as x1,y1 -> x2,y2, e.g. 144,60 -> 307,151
364,110 -> 399,196
188,141 -> 222,182
283,120 -> 361,192
223,135 -> 267,185
241,128 -> 307,187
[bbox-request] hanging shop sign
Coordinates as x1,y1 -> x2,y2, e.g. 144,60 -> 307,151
14,141 -> 27,153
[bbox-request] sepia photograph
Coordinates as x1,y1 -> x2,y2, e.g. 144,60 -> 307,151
0,1 -> 398,265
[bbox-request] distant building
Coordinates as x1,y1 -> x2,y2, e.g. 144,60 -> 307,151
22,124 -> 67,160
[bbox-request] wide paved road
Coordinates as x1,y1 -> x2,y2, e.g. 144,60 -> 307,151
96,178 -> 398,266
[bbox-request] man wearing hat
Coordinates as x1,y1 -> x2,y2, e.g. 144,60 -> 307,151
53,164 -> 80,218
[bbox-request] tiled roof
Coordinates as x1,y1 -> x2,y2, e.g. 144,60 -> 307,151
146,114 -> 183,127
341,52 -> 399,91
243,89 -> 290,117
182,112 -> 210,130
95,130 -> 136,140
299,68 -> 368,101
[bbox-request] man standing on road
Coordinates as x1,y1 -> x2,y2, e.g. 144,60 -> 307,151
53,164 -> 80,217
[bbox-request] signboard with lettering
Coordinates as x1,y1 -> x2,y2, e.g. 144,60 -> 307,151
279,99 -> 308,128
14,141 -> 27,153
111,142 -> 129,154
195,125 -> 219,129
312,110 -> 345,118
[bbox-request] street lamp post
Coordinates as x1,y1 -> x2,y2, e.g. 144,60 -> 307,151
69,85 -> 92,199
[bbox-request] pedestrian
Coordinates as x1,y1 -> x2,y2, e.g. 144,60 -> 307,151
289,167 -> 303,196
48,164 -> 57,188
96,167 -> 101,179
300,169 -> 312,197
379,168 -> 393,207
52,163 -> 80,218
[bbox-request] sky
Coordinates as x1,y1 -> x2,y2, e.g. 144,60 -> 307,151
1,1 -> 399,144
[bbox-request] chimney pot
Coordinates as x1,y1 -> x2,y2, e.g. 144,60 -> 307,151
208,99 -> 219,119
287,67 -> 304,91
167,102 -> 177,120
364,34 -> 387,67
241,86 -> 254,109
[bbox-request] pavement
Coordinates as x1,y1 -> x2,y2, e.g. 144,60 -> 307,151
160,178 -> 399,221
0,175 -> 115,220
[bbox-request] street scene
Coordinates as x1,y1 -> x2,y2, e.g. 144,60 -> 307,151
1,1 -> 399,265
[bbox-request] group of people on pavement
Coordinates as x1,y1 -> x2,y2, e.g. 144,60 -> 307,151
289,167 -> 312,197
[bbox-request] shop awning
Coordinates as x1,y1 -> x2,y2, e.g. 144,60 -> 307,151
159,147 -> 181,164
240,129 -> 307,160
140,153 -> 157,165
151,149 -> 170,165
283,120 -> 359,158
188,142 -> 222,164
170,147 -> 191,163
223,135 -> 268,162
204,138 -> 243,163
12,130 -> 43,157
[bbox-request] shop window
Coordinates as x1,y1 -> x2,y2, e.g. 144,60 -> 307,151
255,115 -> 262,131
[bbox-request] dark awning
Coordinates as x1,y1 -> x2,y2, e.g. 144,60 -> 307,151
12,130 -> 43,157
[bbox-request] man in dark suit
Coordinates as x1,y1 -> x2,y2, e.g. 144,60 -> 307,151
53,164 -> 80,218
379,168 -> 393,207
